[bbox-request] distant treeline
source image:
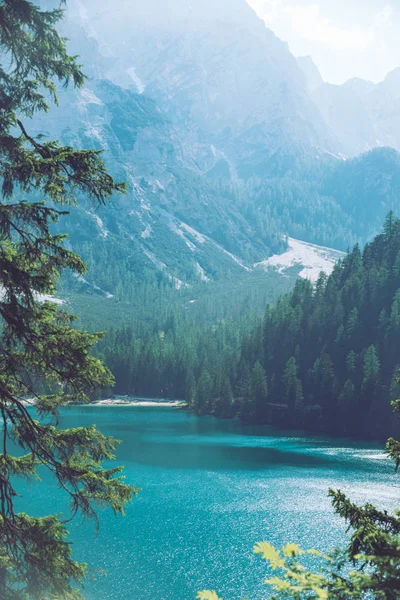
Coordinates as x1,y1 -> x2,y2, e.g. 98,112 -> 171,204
96,214 -> 400,439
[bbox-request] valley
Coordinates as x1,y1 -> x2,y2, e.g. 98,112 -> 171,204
1,1 -> 400,598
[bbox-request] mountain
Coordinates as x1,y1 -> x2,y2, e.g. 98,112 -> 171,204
95,215 -> 400,440
62,0 -> 339,178
187,215 -> 400,439
297,56 -> 323,93
28,0 -> 400,303
300,60 -> 400,157
31,77 -> 286,294
240,147 -> 400,251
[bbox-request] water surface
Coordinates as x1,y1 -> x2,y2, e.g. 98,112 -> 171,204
18,406 -> 398,600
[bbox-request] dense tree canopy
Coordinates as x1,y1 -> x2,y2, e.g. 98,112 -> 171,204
98,214 -> 400,440
186,213 -> 400,439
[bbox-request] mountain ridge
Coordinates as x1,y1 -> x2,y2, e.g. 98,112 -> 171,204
29,0 -> 400,302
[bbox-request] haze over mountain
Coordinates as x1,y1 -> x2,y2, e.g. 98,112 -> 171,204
64,0 -> 339,176
33,0 -> 400,296
298,56 -> 400,157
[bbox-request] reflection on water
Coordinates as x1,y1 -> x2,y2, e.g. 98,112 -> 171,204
16,406 -> 398,600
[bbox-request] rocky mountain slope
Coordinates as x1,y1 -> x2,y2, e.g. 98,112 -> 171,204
299,57 -> 400,157
63,0 -> 339,178
32,78 -> 285,291
30,0 -> 400,300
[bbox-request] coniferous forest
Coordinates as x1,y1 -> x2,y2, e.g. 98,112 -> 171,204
93,214 -> 400,439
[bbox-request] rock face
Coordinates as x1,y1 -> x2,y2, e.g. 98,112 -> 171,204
63,0 -> 338,177
297,56 -> 324,93
296,57 -> 400,157
29,0 -> 400,293
32,78 -> 285,288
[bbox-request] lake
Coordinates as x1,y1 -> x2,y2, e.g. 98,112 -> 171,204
17,406 -> 398,600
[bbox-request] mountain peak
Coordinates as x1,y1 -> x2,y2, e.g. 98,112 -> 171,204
342,77 -> 375,96
383,66 -> 400,87
64,0 -> 337,176
68,0 -> 265,33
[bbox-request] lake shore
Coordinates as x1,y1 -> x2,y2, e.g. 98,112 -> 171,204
85,399 -> 187,408
20,398 -> 187,408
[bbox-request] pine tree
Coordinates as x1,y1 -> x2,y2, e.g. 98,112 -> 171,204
346,307 -> 358,338
338,379 -> 355,430
196,370 -> 213,413
346,350 -> 357,374
282,357 -> 303,411
362,345 -> 381,399
0,2 -> 135,598
220,378 -> 234,416
185,371 -> 197,407
249,361 -> 268,419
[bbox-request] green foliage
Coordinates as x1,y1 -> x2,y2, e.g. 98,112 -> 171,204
189,214 -> 400,438
197,592 -> 222,600
245,148 -> 400,251
93,215 -> 400,440
75,266 -> 295,407
0,1 -> 135,597
283,357 -> 303,411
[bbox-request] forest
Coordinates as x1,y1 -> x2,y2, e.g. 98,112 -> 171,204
95,213 -> 400,439
1,1 -> 399,599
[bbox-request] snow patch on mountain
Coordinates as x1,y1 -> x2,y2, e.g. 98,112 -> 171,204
142,247 -> 167,271
85,123 -> 105,145
141,224 -> 152,239
127,67 -> 146,94
36,294 -> 65,305
210,241 -> 251,272
207,145 -> 238,179
179,222 -> 206,244
256,238 -> 344,283
0,288 -> 65,305
170,276 -> 189,290
76,88 -> 104,111
222,248 -> 251,271
168,219 -> 251,272
195,262 -> 210,282
74,275 -> 113,298
87,212 -> 109,238
168,221 -> 197,251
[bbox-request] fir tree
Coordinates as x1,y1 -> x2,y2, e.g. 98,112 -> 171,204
185,372 -> 197,407
196,370 -> 213,413
0,2 -> 135,598
282,357 -> 303,411
219,377 -> 234,416
362,345 -> 381,401
249,361 -> 268,418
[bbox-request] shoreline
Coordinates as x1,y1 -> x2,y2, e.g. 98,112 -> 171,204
20,398 -> 187,408
83,400 -> 187,408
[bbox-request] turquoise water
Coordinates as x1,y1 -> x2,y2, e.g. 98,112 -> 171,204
17,406 -> 398,600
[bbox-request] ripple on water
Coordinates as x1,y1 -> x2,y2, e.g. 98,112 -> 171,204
16,407 -> 397,600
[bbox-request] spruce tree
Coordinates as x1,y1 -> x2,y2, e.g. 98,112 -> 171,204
282,357 -> 302,411
362,344 -> 381,405
0,2 -> 135,598
196,370 -> 213,413
219,377 -> 233,416
249,361 -> 268,419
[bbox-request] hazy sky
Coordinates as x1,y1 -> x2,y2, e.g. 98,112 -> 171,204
247,0 -> 400,85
